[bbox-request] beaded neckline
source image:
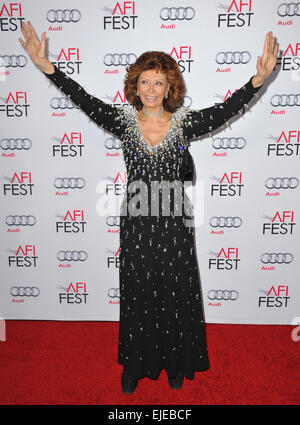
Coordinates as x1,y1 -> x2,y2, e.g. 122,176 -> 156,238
134,109 -> 175,150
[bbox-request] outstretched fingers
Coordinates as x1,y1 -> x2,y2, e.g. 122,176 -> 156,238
18,36 -> 25,47
21,21 -> 39,43
28,21 -> 40,42
262,32 -> 270,57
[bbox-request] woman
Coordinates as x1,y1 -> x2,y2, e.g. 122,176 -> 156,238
19,22 -> 278,394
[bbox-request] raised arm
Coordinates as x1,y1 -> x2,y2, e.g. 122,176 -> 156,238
18,21 -> 126,137
180,31 -> 279,141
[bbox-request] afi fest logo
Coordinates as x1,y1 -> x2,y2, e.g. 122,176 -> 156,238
267,129 -> 300,156
103,1 -> 137,29
8,244 -> 38,267
107,247 -> 120,268
276,42 -> 300,71
59,282 -> 88,304
217,0 -> 254,27
52,131 -> 84,157
208,247 -> 240,270
103,91 -> 128,106
211,172 -> 244,196
55,210 -> 86,233
3,171 -> 34,195
258,285 -> 290,308
262,210 -> 296,234
50,48 -> 82,74
0,2 -> 24,31
96,172 -> 127,221
170,46 -> 193,73
0,91 -> 29,117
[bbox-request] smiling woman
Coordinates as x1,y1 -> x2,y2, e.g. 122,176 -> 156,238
18,20 -> 278,395
124,51 -> 186,112
124,52 -> 187,147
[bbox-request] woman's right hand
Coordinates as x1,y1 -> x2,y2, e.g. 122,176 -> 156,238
18,21 -> 54,74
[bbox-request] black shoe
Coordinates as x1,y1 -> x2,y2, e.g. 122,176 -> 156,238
168,371 -> 184,389
121,369 -> 138,394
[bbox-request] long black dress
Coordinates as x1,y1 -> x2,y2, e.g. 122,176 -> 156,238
43,65 -> 261,381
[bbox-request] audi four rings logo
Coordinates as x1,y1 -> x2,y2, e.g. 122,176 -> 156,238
10,287 -> 40,297
209,217 -> 242,228
216,51 -> 251,65
57,251 -> 88,261
271,94 -> 300,107
5,215 -> 36,226
207,290 -> 239,300
108,288 -> 120,298
265,177 -> 299,189
160,7 -> 195,20
50,98 -> 79,109
106,216 -> 120,227
277,2 -> 300,16
182,96 -> 192,107
105,137 -> 121,149
103,53 -> 137,66
54,177 -> 86,189
212,137 -> 246,149
0,55 -> 27,68
47,9 -> 81,22
0,138 -> 32,150
260,253 -> 294,264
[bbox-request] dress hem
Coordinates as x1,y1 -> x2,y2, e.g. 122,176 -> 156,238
118,359 -> 210,381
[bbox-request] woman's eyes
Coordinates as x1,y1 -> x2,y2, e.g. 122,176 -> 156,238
141,80 -> 164,86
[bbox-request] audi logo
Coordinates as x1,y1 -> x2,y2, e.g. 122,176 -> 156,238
216,51 -> 251,65
207,290 -> 239,300
0,55 -> 27,68
209,216 -> 242,228
5,215 -> 36,226
105,137 -> 121,150
260,253 -> 294,264
182,96 -> 192,107
160,7 -> 195,20
212,137 -> 246,150
50,98 -> 79,109
108,288 -> 120,298
277,2 -> 300,16
47,9 -> 81,23
265,177 -> 299,189
57,251 -> 88,261
0,138 -> 32,150
54,177 -> 86,189
10,287 -> 40,297
106,216 -> 120,227
103,53 -> 137,66
270,94 -> 300,107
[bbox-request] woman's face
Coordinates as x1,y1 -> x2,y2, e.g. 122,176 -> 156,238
137,69 -> 170,110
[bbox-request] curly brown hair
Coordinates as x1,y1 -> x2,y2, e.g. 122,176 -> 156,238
124,51 -> 186,113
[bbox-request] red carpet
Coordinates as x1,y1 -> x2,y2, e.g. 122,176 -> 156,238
0,321 -> 299,405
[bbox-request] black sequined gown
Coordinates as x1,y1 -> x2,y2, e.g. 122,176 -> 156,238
44,66 -> 261,380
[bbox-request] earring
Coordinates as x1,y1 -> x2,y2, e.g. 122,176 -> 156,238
164,93 -> 168,99
136,91 -> 140,97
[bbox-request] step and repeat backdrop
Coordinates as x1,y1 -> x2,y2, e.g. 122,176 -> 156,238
0,0 -> 299,324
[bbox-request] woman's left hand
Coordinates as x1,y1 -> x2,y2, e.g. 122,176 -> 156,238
252,31 -> 279,87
